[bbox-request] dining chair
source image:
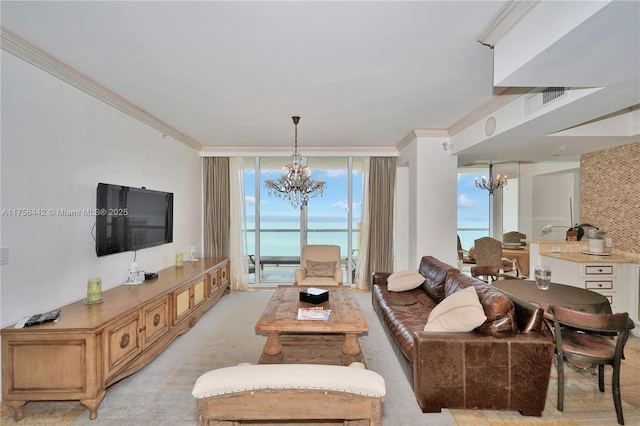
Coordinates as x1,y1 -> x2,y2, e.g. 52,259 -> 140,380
456,235 -> 473,265
470,265 -> 500,282
549,305 -> 635,425
473,237 -> 519,281
502,231 -> 526,246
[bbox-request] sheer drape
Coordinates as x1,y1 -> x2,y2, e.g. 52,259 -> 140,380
354,158 -> 370,290
357,157 -> 396,289
203,157 -> 229,258
228,157 -> 249,291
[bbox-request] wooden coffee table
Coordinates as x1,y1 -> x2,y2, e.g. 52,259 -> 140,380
255,286 -> 368,365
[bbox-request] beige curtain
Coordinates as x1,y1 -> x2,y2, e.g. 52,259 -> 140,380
203,157 -> 230,258
358,157 -> 396,289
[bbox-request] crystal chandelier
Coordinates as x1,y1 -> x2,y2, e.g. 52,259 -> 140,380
264,116 -> 326,209
475,162 -> 507,195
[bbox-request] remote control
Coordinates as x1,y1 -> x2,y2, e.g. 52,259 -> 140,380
24,309 -> 61,327
42,309 -> 60,323
24,314 -> 43,327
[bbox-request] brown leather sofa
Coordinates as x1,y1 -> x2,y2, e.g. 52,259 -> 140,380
372,255 -> 555,416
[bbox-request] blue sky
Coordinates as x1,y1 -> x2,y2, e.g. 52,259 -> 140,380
245,166 -> 362,228
457,172 -> 490,228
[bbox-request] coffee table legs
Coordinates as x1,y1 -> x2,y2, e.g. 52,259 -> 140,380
263,332 -> 283,355
343,333 -> 361,357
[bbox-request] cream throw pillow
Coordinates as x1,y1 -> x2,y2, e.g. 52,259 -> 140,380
423,286 -> 487,332
306,260 -> 337,277
387,270 -> 425,292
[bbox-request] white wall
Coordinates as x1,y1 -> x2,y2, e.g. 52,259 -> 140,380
519,162 -> 579,241
396,136 -> 458,269
0,51 -> 203,328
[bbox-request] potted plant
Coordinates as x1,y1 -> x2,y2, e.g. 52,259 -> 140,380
567,223 -> 596,241
541,223 -> 594,241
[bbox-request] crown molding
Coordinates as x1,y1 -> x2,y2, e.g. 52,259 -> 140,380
200,145 -> 399,157
1,27 -> 203,150
396,129 -> 450,151
477,0 -> 539,47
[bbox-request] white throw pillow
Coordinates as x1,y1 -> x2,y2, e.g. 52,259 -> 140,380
387,270 -> 425,292
423,286 -> 487,332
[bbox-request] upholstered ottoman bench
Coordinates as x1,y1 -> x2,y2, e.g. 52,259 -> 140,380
192,363 -> 386,425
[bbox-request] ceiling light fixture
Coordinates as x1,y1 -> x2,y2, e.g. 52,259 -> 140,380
475,161 -> 507,195
264,116 -> 326,209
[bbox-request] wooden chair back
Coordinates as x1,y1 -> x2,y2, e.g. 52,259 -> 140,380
550,304 -> 634,425
503,231 -> 526,245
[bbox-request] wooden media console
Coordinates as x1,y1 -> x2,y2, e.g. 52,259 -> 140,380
1,257 -> 229,421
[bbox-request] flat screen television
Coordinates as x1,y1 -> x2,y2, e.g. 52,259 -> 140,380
95,183 -> 173,257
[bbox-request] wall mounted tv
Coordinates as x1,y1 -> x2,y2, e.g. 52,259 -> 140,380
95,183 -> 174,257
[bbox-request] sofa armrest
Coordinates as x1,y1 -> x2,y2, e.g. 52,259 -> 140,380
294,268 -> 306,284
372,272 -> 392,287
333,268 -> 343,283
412,331 -> 554,415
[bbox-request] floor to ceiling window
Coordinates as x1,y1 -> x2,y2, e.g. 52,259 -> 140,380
243,156 -> 364,286
457,163 -> 520,251
457,167 -> 490,251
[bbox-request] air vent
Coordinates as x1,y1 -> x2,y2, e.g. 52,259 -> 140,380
542,87 -> 565,104
525,87 -> 567,116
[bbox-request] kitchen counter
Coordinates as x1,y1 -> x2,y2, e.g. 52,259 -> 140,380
528,240 -> 639,337
526,239 -> 640,263
540,252 -> 637,263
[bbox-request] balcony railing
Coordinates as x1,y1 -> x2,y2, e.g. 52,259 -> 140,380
246,228 -> 359,285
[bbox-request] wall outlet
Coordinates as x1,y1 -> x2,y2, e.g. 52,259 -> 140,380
551,246 -> 562,253
0,247 -> 8,265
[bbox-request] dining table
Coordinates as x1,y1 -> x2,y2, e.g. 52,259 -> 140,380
493,279 -> 612,318
502,245 -> 531,277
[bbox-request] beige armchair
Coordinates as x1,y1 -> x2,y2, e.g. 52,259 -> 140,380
295,245 -> 343,286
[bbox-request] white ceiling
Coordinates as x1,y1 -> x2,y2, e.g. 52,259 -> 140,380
1,1 -> 638,164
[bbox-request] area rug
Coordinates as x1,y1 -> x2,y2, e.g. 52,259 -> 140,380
2,289 -> 638,425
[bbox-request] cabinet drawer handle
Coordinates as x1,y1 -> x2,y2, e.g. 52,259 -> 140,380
153,313 -> 161,326
120,333 -> 130,348
598,268 -> 603,272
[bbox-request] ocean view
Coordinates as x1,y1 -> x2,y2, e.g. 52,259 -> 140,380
246,227 -> 487,259
246,229 -> 358,258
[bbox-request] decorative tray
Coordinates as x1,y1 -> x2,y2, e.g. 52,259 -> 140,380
581,251 -> 612,256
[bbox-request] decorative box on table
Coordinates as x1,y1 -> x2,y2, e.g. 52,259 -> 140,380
299,287 -> 329,304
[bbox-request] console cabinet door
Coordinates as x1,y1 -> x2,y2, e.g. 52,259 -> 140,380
193,278 -> 206,306
105,312 -> 142,379
173,276 -> 207,324
220,261 -> 229,288
174,284 -> 191,322
2,331 -> 99,400
142,297 -> 170,347
207,260 -> 230,299
208,266 -> 219,298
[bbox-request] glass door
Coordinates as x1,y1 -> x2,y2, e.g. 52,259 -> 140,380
244,156 -> 364,286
